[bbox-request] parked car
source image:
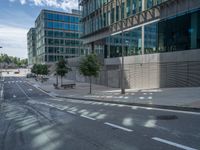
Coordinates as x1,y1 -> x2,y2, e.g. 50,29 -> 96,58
14,71 -> 20,74
26,73 -> 36,78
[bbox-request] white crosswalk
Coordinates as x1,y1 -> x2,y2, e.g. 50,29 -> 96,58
4,81 -> 24,84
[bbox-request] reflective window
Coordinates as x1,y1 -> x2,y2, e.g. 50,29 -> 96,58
144,23 -> 158,54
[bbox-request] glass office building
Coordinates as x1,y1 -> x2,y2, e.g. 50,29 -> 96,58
79,0 -> 200,58
28,9 -> 83,64
27,28 -> 36,65
76,0 -> 200,89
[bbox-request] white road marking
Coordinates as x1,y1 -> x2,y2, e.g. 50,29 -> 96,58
152,137 -> 197,150
28,89 -> 33,91
0,84 -> 4,101
67,111 -> 76,115
104,122 -> 133,132
81,115 -> 96,120
16,83 -> 32,100
137,106 -> 200,115
13,95 -> 16,98
68,99 -> 200,115
25,81 -> 56,98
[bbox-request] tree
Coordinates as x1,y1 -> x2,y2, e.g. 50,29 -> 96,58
31,64 -> 48,76
31,64 -> 38,75
0,53 -> 28,68
79,54 -> 100,94
56,59 -> 71,85
40,64 -> 48,75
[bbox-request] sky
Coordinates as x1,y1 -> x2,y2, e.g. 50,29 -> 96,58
0,0 -> 79,59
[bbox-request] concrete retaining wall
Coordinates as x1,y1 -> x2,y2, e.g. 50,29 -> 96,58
66,49 -> 200,89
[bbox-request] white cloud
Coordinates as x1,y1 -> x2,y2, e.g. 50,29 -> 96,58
0,25 -> 28,58
9,0 -> 79,12
20,0 -> 26,5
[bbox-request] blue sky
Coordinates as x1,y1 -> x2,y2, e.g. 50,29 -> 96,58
0,0 -> 78,59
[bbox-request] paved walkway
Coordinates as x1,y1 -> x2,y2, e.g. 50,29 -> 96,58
26,76 -> 200,110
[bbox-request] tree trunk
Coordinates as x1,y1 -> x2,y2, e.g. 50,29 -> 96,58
89,76 -> 92,94
61,76 -> 63,86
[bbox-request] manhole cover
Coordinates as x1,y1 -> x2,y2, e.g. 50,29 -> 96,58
156,115 -> 178,120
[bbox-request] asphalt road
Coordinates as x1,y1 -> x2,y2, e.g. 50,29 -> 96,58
0,76 -> 200,150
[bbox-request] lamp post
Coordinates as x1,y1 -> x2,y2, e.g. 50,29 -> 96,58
0,46 -> 2,79
117,0 -> 125,94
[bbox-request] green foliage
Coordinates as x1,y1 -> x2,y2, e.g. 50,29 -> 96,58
0,53 -> 28,67
31,64 -> 49,75
79,54 -> 100,78
40,64 -> 48,75
31,64 -> 38,74
56,59 -> 71,77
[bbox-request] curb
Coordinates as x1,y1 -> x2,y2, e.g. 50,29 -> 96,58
25,79 -> 200,113
56,95 -> 200,113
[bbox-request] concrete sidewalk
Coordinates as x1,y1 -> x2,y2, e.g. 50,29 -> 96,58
26,76 -> 200,111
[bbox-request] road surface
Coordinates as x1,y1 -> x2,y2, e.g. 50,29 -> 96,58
0,76 -> 199,150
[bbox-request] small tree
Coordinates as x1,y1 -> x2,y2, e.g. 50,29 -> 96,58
31,64 -> 48,76
79,54 -> 100,94
31,64 -> 38,75
56,59 -> 71,85
40,64 -> 48,75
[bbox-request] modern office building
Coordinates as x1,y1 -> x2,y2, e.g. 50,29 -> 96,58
28,9 -> 83,65
76,0 -> 200,89
27,28 -> 36,66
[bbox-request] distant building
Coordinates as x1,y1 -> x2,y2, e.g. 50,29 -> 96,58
27,28 -> 36,66
27,9 -> 83,65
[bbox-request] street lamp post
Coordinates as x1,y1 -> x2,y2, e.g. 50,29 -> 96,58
117,0 -> 125,94
0,46 -> 3,79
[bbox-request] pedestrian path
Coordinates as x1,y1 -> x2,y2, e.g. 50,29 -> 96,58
26,76 -> 200,110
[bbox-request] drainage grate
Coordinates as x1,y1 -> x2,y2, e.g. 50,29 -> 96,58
156,115 -> 178,120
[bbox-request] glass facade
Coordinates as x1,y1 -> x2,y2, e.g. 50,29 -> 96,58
80,0 -> 168,36
34,10 -> 84,64
80,0 -> 200,59
107,9 -> 200,57
107,27 -> 142,58
27,28 -> 36,65
145,9 -> 200,54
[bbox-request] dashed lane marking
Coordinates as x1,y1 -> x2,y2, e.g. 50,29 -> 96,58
16,83 -> 32,100
67,111 -> 76,115
152,137 -> 197,150
0,84 -> 4,101
104,122 -> 133,132
80,115 -> 96,121
25,81 -> 56,98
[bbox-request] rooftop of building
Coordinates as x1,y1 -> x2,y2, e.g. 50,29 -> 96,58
41,9 -> 81,16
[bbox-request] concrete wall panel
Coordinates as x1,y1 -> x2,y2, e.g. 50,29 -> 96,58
67,49 -> 200,89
